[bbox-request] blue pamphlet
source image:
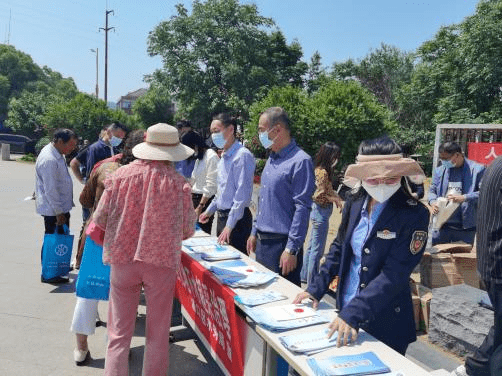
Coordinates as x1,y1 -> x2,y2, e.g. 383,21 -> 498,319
306,351 -> 391,376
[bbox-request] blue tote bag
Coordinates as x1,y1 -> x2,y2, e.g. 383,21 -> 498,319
41,225 -> 74,280
76,237 -> 111,301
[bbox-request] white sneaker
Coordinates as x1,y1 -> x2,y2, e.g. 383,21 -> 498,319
73,348 -> 90,366
451,365 -> 468,376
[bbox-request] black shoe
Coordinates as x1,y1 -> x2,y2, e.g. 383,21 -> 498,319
74,349 -> 91,366
95,320 -> 106,328
41,275 -> 70,284
169,334 -> 175,343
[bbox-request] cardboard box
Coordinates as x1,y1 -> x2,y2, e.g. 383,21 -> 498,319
430,242 -> 472,254
452,252 -> 479,288
418,285 -> 432,333
420,252 -> 464,288
412,295 -> 421,331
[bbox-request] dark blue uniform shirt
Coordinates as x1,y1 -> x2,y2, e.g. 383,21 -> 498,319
307,188 -> 429,354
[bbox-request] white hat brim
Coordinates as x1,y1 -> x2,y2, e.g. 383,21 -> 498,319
132,142 -> 194,162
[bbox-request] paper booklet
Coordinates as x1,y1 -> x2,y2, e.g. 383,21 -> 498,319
241,303 -> 330,332
234,290 -> 288,307
306,351 -> 391,376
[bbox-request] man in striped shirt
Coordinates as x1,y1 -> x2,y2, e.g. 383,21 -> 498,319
452,156 -> 502,376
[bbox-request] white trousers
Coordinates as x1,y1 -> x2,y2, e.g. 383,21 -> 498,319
70,297 -> 100,336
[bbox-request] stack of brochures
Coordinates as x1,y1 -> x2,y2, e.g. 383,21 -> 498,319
183,237 -> 219,248
279,328 -> 338,355
183,238 -> 241,261
209,260 -> 277,287
241,303 -> 329,332
234,290 -> 288,307
306,351 -> 392,376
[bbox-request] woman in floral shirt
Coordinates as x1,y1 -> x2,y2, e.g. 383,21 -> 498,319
301,142 -> 342,286
93,123 -> 196,376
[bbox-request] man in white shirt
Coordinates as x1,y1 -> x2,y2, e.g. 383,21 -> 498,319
35,128 -> 78,283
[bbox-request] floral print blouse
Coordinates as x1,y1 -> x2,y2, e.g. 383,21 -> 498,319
93,159 -> 196,268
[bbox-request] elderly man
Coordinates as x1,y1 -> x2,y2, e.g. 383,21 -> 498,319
247,107 -> 315,286
35,128 -> 78,283
428,141 -> 485,245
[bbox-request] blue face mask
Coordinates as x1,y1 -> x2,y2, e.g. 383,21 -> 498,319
259,130 -> 273,149
211,132 -> 226,149
441,159 -> 454,169
110,135 -> 123,147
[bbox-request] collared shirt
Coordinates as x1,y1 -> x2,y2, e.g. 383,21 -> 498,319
206,141 -> 255,229
253,140 -> 315,252
175,158 -> 196,179
190,148 -> 219,198
76,139 -> 115,180
342,197 -> 387,308
35,143 -> 74,216
93,160 -> 196,268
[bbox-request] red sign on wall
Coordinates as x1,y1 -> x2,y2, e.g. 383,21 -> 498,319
175,252 -> 246,376
467,142 -> 502,165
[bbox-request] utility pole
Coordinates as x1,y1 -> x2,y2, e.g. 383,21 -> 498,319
90,48 -> 99,98
100,10 -> 114,103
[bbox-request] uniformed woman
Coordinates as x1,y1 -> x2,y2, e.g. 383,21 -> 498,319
293,136 -> 429,355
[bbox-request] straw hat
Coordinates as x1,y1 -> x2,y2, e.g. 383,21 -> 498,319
132,123 -> 194,161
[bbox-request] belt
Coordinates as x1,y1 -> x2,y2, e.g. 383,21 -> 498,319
256,230 -> 288,241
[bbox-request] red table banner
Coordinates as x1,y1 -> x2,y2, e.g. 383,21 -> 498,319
175,252 -> 246,376
467,142 -> 502,165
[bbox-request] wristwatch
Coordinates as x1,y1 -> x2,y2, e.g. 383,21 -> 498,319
285,248 -> 298,256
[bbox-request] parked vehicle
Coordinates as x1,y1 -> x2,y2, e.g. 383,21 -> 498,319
0,134 -> 37,154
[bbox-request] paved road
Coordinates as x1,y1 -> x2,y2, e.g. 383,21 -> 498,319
0,156 -> 223,375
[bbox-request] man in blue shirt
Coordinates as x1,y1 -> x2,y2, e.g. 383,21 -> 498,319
428,142 -> 485,245
247,107 -> 315,286
70,122 -> 128,221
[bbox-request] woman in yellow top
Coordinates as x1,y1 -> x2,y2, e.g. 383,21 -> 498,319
301,142 -> 342,285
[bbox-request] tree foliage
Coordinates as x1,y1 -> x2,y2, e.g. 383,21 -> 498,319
42,93 -> 134,142
245,79 -> 396,164
147,0 -> 307,127
132,84 -> 175,126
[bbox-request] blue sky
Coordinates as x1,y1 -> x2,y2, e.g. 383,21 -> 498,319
0,0 -> 479,103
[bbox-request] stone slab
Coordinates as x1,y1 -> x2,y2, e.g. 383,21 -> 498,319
429,284 -> 492,357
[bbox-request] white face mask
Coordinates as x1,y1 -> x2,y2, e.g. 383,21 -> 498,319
362,182 -> 401,203
211,132 -> 226,149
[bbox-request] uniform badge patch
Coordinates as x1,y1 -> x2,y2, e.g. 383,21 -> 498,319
376,229 -> 397,239
410,231 -> 427,255
406,199 -> 417,206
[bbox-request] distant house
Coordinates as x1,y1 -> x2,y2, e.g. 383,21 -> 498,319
116,88 -> 148,115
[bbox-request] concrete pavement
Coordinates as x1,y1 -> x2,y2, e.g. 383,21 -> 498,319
0,157 -> 223,375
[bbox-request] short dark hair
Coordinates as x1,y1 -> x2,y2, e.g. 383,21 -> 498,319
52,128 -> 77,143
212,113 -> 237,135
108,122 -> 129,134
119,129 -> 145,165
438,141 -> 462,155
261,107 -> 291,131
176,120 -> 192,129
358,136 -> 402,156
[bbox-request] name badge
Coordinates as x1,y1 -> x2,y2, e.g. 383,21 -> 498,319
377,230 -> 396,240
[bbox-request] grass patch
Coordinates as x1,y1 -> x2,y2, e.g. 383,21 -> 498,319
18,153 -> 36,163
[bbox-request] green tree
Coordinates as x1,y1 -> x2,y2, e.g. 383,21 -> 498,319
147,0 -> 307,127
6,78 -> 79,138
305,51 -> 328,95
42,93 -> 133,142
0,44 -> 44,120
245,79 -> 396,164
132,84 -> 175,126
